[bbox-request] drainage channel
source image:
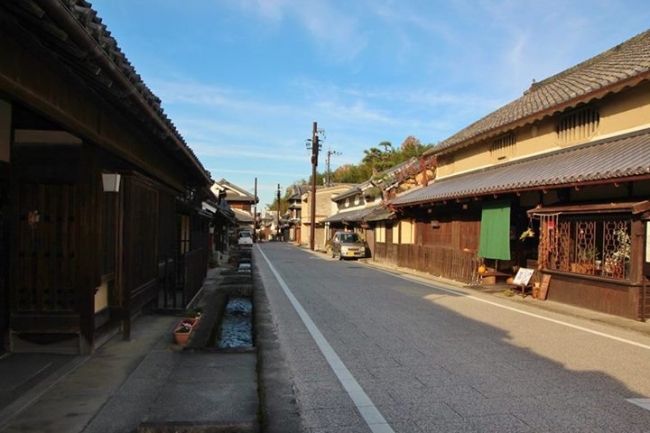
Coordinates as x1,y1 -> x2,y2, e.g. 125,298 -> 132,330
216,296 -> 253,349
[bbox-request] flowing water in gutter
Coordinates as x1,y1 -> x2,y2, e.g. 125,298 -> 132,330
217,296 -> 253,349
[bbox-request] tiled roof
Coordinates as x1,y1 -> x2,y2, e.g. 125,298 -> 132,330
427,30 -> 650,155
289,184 -> 310,199
1,0 -> 212,182
323,207 -> 376,223
215,179 -> 257,202
364,207 -> 394,222
214,207 -> 237,226
392,128 -> 650,207
231,208 -> 254,223
331,158 -> 425,202
332,186 -> 363,201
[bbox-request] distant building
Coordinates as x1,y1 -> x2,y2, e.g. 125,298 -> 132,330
211,179 -> 258,234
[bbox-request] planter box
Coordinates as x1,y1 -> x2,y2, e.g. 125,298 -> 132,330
173,318 -> 198,347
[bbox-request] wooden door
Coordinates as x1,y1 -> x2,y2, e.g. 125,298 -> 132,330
13,183 -> 79,332
15,183 -> 77,312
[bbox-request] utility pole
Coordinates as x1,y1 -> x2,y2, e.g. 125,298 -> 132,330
306,121 -> 323,251
325,147 -> 342,187
276,183 -> 281,240
253,177 -> 258,242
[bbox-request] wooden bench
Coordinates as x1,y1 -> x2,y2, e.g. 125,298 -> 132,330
479,270 -> 511,285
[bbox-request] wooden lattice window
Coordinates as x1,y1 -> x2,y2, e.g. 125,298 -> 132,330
538,214 -> 560,270
556,106 -> 600,145
537,214 -> 630,279
490,133 -> 516,161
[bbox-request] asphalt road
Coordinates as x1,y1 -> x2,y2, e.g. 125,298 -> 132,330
254,242 -> 650,433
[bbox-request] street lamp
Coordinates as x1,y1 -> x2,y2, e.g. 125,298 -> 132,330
305,121 -> 324,251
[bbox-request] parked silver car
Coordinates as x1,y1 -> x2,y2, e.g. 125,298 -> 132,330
331,231 -> 366,260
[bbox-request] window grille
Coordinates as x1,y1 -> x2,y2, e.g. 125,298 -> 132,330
537,215 -> 630,279
538,214 -> 560,269
556,107 -> 600,145
489,133 -> 516,161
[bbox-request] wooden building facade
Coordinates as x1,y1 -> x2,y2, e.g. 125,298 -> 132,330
383,30 -> 650,321
0,0 -> 214,354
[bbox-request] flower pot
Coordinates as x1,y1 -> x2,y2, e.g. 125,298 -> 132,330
174,330 -> 191,346
173,318 -> 197,347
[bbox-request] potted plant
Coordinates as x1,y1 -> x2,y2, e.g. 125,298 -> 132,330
604,228 -> 631,278
571,246 -> 599,274
519,228 -> 535,241
531,270 -> 542,298
187,307 -> 203,320
173,318 -> 197,346
613,229 -> 631,262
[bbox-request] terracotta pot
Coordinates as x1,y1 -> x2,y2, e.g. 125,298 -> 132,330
174,330 -> 191,346
173,318 -> 197,347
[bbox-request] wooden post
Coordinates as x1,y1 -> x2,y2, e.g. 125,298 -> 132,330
309,121 -> 319,251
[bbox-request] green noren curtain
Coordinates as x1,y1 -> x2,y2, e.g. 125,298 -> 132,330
478,201 -> 511,260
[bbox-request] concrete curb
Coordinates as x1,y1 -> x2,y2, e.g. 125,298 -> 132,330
253,253 -> 305,433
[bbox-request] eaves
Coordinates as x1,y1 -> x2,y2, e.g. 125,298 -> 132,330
393,127 -> 650,207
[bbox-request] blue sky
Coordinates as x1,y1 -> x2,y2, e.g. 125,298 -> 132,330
94,0 -> 649,208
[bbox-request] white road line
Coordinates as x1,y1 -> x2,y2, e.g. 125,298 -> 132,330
387,271 -> 650,351
627,398 -> 650,411
257,247 -> 395,433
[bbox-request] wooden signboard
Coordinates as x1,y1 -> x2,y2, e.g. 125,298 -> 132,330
538,274 -> 551,300
509,268 -> 534,297
513,268 -> 534,286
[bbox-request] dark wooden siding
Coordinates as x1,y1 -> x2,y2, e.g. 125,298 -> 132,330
14,183 -> 77,313
101,192 -> 118,276
373,218 -> 480,284
122,176 -> 159,318
546,271 -> 641,319
157,191 -> 176,264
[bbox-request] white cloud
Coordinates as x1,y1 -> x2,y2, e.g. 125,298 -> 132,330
230,0 -> 369,61
151,79 -> 297,116
192,141 -> 306,162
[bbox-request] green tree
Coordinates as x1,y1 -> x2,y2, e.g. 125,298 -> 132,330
361,147 -> 384,167
399,136 -> 426,158
332,164 -> 373,183
292,135 -> 434,188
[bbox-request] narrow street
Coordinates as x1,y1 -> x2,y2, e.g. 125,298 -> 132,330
255,242 -> 650,433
